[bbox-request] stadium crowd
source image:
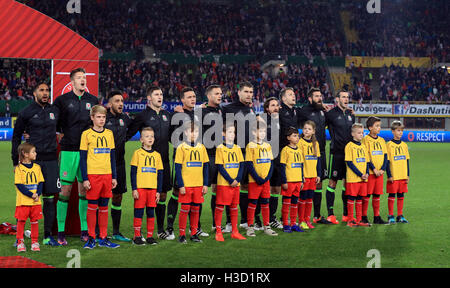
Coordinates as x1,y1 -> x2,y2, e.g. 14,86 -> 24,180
343,0 -> 449,62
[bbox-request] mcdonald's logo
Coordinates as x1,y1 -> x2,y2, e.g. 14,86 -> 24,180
26,171 -> 37,184
373,142 -> 382,151
294,152 -> 302,163
190,150 -> 201,161
97,136 -> 108,148
307,146 -> 314,156
258,148 -> 269,158
228,151 -> 238,162
356,148 -> 365,158
394,146 -> 403,156
145,156 -> 156,167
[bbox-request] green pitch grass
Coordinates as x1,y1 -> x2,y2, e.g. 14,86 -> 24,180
0,141 -> 448,268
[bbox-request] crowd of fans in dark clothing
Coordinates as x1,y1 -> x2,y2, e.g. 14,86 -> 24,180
343,0 -> 448,63
2,0 -> 447,105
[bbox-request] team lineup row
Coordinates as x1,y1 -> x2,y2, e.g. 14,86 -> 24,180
11,68 -> 410,252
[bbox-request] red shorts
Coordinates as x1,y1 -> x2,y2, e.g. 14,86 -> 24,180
301,178 -> 317,191
367,174 -> 384,195
216,186 -> 240,206
134,188 -> 158,208
248,181 -> 270,200
281,182 -> 302,197
386,179 -> 408,194
345,182 -> 368,197
178,187 -> 204,204
86,174 -> 112,200
15,205 -> 42,221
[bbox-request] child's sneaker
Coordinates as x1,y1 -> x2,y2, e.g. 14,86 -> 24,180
83,237 -> 96,249
347,219 -> 358,227
263,226 -> 278,236
283,225 -> 292,233
178,235 -> 187,244
299,222 -> 309,230
215,232 -> 225,242
246,225 -> 256,237
166,227 -> 175,240
231,232 -> 246,240
98,238 -> 120,248
373,216 -> 389,225
239,222 -> 248,229
254,222 -> 264,231
190,234 -> 202,243
290,225 -> 305,232
396,215 -> 409,223
146,237 -> 158,245
31,242 -> 40,252
17,240 -> 26,252
133,236 -> 146,246
388,215 -> 396,225
327,215 -> 339,224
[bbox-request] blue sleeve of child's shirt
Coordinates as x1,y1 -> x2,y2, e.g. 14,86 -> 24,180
217,164 -> 234,185
264,160 -> 274,182
36,182 -> 43,196
130,165 -> 137,191
16,184 -> 34,198
407,159 -> 410,177
80,150 -> 88,181
110,149 -> 117,179
368,162 -> 375,172
301,163 -> 305,182
175,163 -> 184,188
381,154 -> 388,171
386,160 -> 392,178
236,162 -> 244,183
203,162 -> 209,187
280,163 -> 287,184
316,156 -> 322,178
157,170 -> 163,193
246,161 -> 265,185
346,161 -> 363,177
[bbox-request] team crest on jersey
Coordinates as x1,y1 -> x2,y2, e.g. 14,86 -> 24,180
86,103 -> 91,110
348,115 -> 352,121
333,170 -> 338,177
119,119 -> 124,126
63,171 -> 68,177
49,113 -> 55,120
162,115 -> 168,121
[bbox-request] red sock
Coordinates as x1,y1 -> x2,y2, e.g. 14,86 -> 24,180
133,217 -> 142,238
372,197 -> 380,216
347,199 -> 354,220
362,196 -> 370,217
282,198 -> 291,226
190,205 -> 200,235
147,217 -> 155,238
179,204 -> 190,236
98,206 -> 109,239
297,200 -> 305,223
289,202 -> 298,226
30,220 -> 39,242
16,220 -> 25,241
305,200 -> 313,222
247,201 -> 257,226
397,197 -> 404,216
356,200 -> 362,222
388,195 -> 395,215
87,203 -> 98,238
230,205 -> 239,233
214,205 -> 224,231
261,203 -> 270,226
